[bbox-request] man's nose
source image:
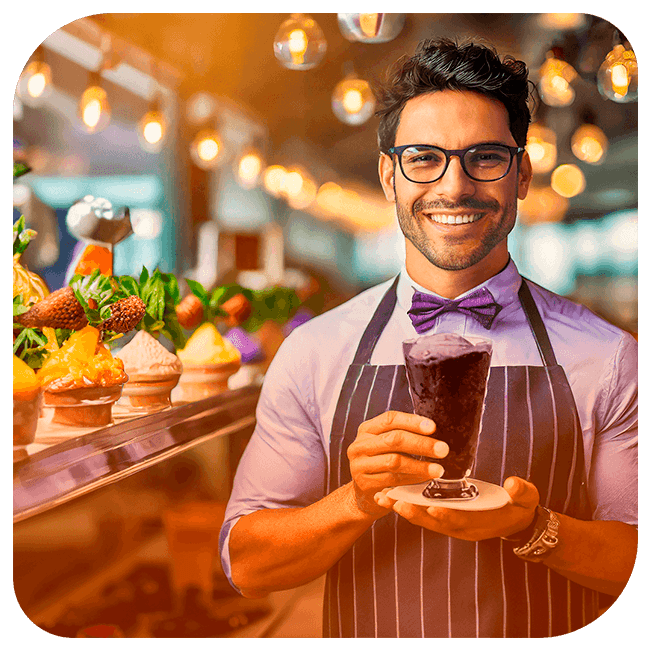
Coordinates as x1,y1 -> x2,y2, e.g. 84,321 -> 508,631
431,155 -> 476,200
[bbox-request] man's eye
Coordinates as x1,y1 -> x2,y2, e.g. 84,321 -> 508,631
404,150 -> 442,165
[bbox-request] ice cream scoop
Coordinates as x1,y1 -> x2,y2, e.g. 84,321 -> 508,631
404,332 -> 491,362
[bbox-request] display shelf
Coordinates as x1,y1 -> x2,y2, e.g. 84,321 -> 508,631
13,386 -> 261,523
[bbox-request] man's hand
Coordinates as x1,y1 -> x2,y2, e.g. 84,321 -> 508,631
374,476 -> 539,541
347,410 -> 450,517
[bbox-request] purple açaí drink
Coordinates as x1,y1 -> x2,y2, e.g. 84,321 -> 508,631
403,333 -> 492,498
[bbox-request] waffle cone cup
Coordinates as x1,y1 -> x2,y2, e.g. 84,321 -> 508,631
116,372 -> 181,414
177,360 -> 241,402
43,384 -> 123,427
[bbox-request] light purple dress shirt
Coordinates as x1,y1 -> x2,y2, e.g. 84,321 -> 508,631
220,259 -> 638,589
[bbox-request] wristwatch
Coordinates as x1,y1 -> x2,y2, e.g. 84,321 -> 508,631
502,506 -> 560,563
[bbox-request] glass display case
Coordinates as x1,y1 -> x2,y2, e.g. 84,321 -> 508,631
13,386 -> 323,638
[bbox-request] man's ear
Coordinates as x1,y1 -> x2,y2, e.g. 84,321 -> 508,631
378,153 -> 396,202
517,150 -> 533,201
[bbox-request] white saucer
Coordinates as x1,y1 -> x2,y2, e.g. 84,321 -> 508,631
386,478 -> 510,511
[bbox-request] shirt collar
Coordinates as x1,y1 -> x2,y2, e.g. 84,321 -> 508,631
396,256 -> 523,313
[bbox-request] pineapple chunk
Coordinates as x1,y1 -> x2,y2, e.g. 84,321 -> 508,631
13,355 -> 40,399
41,325 -> 99,371
42,327 -> 60,353
38,326 -> 126,390
177,323 -> 240,365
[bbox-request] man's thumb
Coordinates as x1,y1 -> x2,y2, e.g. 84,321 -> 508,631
504,476 -> 539,507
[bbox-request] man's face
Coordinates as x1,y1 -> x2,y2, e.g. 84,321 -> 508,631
378,90 -> 532,274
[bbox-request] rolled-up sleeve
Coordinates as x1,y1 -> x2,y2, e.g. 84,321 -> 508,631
589,332 -> 638,526
219,332 -> 327,591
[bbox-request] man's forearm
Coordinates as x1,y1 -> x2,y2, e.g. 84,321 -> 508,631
541,515 -> 637,597
228,482 -> 381,597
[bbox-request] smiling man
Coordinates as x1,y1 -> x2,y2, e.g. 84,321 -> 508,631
380,90 -> 531,296
220,39 -> 637,638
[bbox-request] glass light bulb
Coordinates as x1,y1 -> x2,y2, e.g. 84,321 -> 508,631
551,164 -> 586,198
27,71 -> 46,98
571,124 -> 608,164
284,170 -> 304,197
18,61 -> 52,105
338,13 -> 406,43
288,176 -> 317,210
598,44 -> 638,103
236,149 -> 264,189
538,53 -> 577,107
263,165 -> 289,196
274,14 -> 327,70
138,109 -> 166,153
144,120 -> 163,144
190,129 -> 223,169
79,85 -> 111,133
526,124 -> 557,174
332,76 -> 376,126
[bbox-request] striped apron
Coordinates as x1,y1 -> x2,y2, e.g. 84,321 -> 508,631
323,277 -> 599,637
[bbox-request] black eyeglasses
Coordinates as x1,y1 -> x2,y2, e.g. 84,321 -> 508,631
387,143 -> 525,184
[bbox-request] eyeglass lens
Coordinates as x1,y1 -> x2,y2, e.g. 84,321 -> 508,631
399,145 -> 513,182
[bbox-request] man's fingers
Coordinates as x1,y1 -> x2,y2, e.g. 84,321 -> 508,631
352,453 -> 444,481
351,429 -> 449,460
360,410 -> 435,436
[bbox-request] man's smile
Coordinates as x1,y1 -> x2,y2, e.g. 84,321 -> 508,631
421,212 -> 486,225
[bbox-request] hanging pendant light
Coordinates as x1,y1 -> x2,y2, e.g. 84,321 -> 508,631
538,48 -> 578,107
571,124 -> 608,164
337,13 -> 406,43
138,93 -> 167,153
235,139 -> 265,190
526,122 -> 557,174
190,126 -> 224,170
17,46 -> 52,107
570,110 -> 608,164
138,61 -> 167,153
332,70 -> 376,126
79,70 -> 111,134
597,35 -> 637,103
273,14 -> 327,70
551,164 -> 586,198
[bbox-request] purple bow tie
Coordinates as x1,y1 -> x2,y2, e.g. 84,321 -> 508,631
408,286 -> 502,332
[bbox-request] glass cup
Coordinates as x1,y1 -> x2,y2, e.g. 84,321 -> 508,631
162,501 -> 227,609
403,333 -> 492,500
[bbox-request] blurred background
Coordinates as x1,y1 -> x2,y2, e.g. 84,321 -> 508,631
13,12 -> 638,336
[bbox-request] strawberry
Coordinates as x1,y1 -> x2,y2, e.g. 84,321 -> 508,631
15,286 -> 88,330
99,296 -> 146,333
176,294 -> 204,329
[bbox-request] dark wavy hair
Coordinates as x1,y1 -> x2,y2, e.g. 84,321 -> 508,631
375,38 -> 534,152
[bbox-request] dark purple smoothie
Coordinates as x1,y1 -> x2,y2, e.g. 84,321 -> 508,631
403,333 -> 492,482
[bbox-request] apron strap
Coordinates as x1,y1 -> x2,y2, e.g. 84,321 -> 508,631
351,275 -> 400,365
518,278 -> 558,367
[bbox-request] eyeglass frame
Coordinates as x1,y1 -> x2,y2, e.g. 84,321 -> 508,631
387,143 -> 526,184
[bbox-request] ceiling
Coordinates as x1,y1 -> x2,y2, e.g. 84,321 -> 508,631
22,13 -> 638,222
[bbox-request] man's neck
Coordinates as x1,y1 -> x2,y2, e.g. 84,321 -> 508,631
405,246 -> 510,299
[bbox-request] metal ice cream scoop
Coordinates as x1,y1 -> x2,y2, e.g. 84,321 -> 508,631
66,195 -> 133,245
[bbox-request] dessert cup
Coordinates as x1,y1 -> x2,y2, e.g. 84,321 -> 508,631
13,388 -> 43,447
43,383 -> 124,427
115,372 -> 181,416
176,360 -> 241,402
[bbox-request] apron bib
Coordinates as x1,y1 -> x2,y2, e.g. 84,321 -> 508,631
323,277 -> 598,638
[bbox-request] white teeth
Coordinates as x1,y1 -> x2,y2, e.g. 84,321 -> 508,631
428,214 -> 482,224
